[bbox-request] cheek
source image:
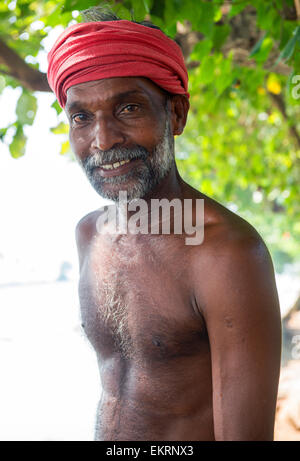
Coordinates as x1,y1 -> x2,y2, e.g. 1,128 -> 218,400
136,118 -> 166,150
69,130 -> 88,155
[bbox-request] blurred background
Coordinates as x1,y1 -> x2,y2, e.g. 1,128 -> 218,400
0,0 -> 300,440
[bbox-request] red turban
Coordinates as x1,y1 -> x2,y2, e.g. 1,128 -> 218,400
47,20 -> 189,108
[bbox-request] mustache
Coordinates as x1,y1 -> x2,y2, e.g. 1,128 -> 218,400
82,145 -> 150,171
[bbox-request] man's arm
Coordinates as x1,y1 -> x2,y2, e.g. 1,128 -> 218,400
75,209 -> 101,271
196,231 -> 281,441
75,207 -> 111,271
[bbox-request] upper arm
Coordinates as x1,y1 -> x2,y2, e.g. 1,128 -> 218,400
75,209 -> 99,271
196,233 -> 281,440
75,218 -> 87,271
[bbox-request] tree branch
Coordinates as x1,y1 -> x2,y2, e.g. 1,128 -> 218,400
0,38 -> 50,92
294,0 -> 300,19
268,91 -> 300,149
176,7 -> 292,76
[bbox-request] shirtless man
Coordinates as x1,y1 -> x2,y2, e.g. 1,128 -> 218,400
47,12 -> 282,441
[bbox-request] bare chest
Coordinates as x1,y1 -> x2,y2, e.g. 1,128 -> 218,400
79,234 -> 206,363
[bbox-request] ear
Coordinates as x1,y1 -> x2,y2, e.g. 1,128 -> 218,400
169,95 -> 190,136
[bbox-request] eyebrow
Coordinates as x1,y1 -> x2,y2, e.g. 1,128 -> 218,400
65,89 -> 149,113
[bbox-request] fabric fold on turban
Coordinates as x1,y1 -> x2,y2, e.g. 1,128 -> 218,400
47,20 -> 189,108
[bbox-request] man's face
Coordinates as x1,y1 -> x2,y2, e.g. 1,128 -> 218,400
65,77 -> 175,201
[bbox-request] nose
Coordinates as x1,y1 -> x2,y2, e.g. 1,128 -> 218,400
90,115 -> 126,152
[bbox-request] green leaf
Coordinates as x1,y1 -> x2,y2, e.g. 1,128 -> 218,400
249,33 -> 267,57
142,0 -> 153,14
212,24 -> 231,51
190,39 -> 213,61
198,55 -> 216,85
214,57 -> 235,94
43,5 -> 66,27
164,21 -> 177,37
114,3 -> 132,21
0,127 -> 8,141
150,0 -> 165,20
51,100 -> 63,115
277,26 -> 300,63
60,140 -> 71,155
255,1 -> 278,31
214,7 -> 222,23
250,37 -> 274,64
62,0 -> 100,14
131,0 -> 148,21
0,75 -> 5,93
228,1 -> 247,18
15,91 -> 37,126
50,122 -> 69,135
9,124 -> 26,158
194,2 -> 215,37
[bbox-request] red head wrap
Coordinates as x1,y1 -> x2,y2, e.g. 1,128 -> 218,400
47,20 -> 189,108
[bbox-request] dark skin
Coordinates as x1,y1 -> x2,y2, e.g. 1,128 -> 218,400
66,77 -> 282,441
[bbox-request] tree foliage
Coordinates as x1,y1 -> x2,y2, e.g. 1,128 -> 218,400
0,0 -> 300,271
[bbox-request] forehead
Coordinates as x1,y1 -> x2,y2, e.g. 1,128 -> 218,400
65,77 -> 166,110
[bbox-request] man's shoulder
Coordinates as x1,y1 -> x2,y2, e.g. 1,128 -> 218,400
191,197 -> 274,285
75,206 -> 112,246
189,200 -> 279,324
199,194 -> 268,255
184,188 -> 268,254
208,212 -> 267,256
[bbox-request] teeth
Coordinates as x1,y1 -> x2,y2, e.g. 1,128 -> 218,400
101,159 -> 131,170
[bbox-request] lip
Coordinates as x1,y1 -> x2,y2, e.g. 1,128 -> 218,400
95,157 -> 143,177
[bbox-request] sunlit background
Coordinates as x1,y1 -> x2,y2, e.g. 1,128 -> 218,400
0,24 -> 300,441
0,26 -> 105,439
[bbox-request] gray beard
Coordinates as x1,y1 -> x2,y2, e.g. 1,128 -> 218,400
79,117 -> 175,202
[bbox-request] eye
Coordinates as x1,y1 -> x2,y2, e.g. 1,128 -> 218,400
120,104 -> 139,114
71,113 -> 89,124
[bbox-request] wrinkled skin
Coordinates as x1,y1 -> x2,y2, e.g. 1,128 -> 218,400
66,77 -> 281,441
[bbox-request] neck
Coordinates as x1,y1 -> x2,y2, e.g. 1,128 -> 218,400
115,161 -> 187,235
143,161 -> 184,202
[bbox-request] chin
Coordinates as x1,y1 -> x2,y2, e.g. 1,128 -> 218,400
92,182 -> 145,203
